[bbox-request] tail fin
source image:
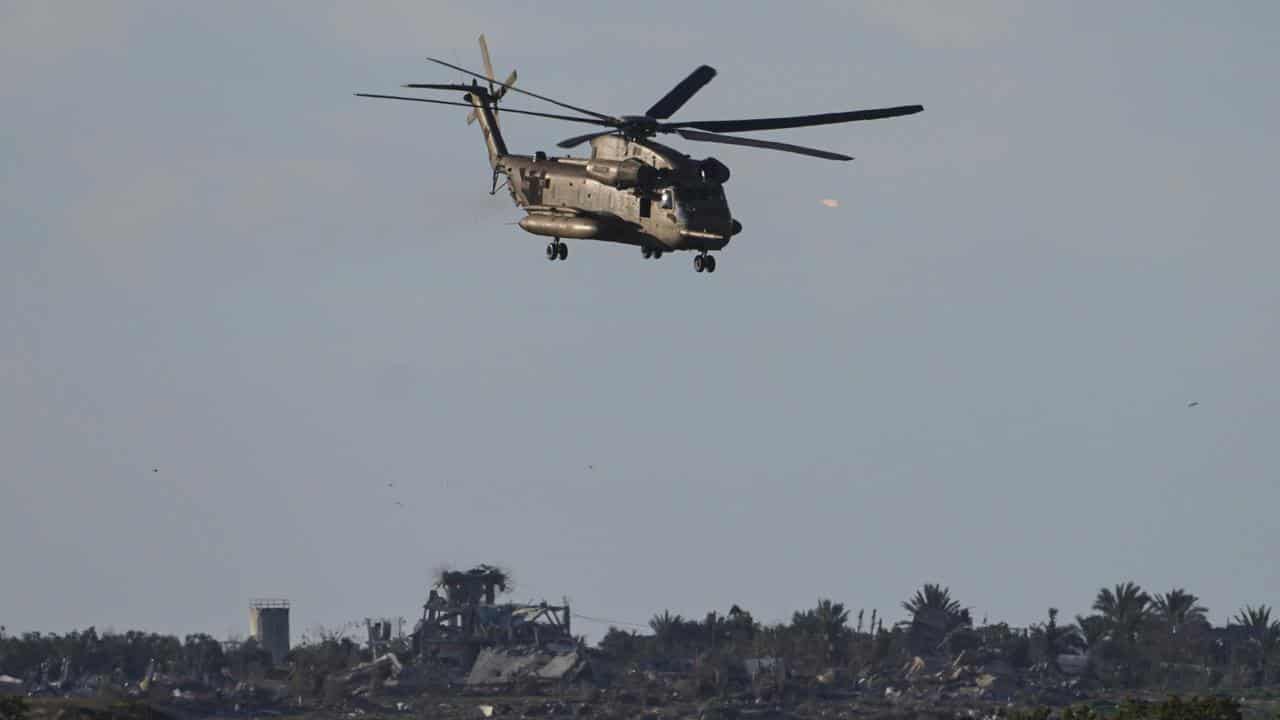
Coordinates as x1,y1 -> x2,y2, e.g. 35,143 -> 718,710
467,87 -> 508,168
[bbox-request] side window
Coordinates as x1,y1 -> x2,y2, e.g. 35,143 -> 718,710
660,189 -> 673,209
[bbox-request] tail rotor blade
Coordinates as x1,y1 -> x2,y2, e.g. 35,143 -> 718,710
494,69 -> 518,101
467,71 -> 516,126
478,34 -> 496,92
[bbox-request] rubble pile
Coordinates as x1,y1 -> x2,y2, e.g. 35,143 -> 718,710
7,573 -> 1280,718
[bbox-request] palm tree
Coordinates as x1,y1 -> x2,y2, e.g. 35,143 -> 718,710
1075,614 -> 1109,649
1233,605 -> 1280,654
813,599 -> 850,641
1152,589 -> 1208,635
792,599 -> 850,663
649,610 -> 684,651
1232,605 -> 1280,680
1233,605 -> 1275,640
1040,607 -> 1083,656
1092,582 -> 1151,644
902,583 -> 971,630
902,584 -> 962,617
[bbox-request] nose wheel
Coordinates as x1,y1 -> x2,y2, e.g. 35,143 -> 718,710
641,247 -> 664,259
693,252 -> 717,274
545,239 -> 568,261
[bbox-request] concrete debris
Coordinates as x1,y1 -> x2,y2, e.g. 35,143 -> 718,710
903,656 -> 927,679
1057,653 -> 1089,675
0,674 -> 24,697
740,658 -> 783,680
338,652 -> 403,685
465,646 -> 584,685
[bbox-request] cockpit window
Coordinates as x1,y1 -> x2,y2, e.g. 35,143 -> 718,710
675,185 -> 724,203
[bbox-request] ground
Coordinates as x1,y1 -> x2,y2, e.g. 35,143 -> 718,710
15,685 -> 1280,720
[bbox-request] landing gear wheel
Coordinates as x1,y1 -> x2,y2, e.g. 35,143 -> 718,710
704,255 -> 717,273
653,250 -> 663,259
557,242 -> 568,261
546,242 -> 557,261
642,248 -> 653,259
694,254 -> 705,273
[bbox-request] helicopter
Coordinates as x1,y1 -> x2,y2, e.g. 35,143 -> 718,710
356,36 -> 923,274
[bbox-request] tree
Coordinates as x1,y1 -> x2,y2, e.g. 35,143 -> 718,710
180,634 -> 226,678
0,696 -> 30,720
1232,605 -> 1280,681
1092,582 -> 1151,645
902,584 -> 962,618
649,610 -> 684,652
1232,605 -> 1275,641
1151,589 -> 1208,636
225,637 -> 273,679
902,584 -> 971,631
1147,588 -> 1209,665
791,599 -> 850,664
724,605 -> 756,643
1037,607 -> 1083,659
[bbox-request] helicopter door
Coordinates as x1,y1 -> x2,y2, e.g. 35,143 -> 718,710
639,195 -> 651,219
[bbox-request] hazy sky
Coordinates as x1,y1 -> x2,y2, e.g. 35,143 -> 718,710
3,1 -> 1278,644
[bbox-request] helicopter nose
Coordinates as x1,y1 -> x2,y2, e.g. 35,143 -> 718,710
731,219 -> 743,236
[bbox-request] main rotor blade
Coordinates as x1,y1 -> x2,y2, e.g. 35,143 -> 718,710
675,128 -> 852,161
557,130 -> 616,149
426,57 -> 617,123
401,83 -> 482,92
645,65 -> 716,119
353,93 -> 612,126
668,104 -> 923,133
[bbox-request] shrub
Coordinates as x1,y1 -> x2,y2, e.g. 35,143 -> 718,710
0,697 -> 29,720
1055,695 -> 1243,720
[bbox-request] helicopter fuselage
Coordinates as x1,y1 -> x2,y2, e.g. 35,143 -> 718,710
476,95 -> 740,252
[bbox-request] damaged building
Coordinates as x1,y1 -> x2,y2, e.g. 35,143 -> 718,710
410,565 -> 584,686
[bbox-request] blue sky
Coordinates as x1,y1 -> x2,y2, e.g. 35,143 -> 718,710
2,1 -> 1277,643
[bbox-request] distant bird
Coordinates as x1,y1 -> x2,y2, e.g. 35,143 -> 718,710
1187,401 -> 1200,408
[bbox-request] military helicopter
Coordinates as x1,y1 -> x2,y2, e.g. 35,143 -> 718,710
356,37 -> 922,274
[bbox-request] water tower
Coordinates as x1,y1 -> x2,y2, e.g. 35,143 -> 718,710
249,599 -> 290,665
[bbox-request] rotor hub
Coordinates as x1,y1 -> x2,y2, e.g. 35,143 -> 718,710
618,115 -> 660,138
